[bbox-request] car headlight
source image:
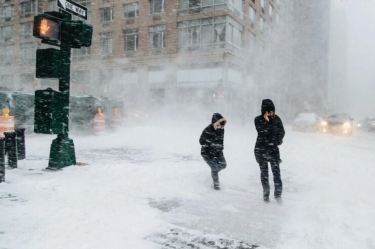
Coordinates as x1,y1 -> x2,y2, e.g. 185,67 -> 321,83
344,122 -> 351,128
321,121 -> 328,126
357,124 -> 361,127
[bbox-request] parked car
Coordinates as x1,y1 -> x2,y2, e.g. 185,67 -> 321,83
292,113 -> 322,132
321,113 -> 354,136
360,117 -> 375,132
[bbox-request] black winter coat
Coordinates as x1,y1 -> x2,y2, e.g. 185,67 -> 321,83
199,113 -> 226,158
254,115 -> 285,163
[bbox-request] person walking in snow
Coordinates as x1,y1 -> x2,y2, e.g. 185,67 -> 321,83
199,113 -> 227,190
254,99 -> 285,202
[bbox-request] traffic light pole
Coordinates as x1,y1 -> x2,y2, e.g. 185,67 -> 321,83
47,37 -> 76,170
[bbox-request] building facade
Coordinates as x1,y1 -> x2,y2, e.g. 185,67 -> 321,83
1,0 -> 286,116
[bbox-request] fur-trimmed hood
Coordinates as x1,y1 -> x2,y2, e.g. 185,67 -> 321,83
211,113 -> 227,129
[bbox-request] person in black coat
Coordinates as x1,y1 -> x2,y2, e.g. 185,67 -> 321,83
254,99 -> 285,202
199,113 -> 227,190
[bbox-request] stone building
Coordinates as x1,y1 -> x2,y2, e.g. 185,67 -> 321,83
1,0 -> 287,117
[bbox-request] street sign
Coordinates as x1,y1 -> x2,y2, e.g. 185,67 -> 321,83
57,0 -> 87,20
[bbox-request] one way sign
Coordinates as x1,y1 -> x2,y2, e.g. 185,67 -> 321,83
57,0 -> 87,20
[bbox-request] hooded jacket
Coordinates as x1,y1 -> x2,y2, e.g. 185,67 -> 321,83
199,113 -> 227,158
254,99 -> 285,163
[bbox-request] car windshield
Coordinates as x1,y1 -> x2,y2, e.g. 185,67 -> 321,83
328,114 -> 349,119
295,113 -> 317,122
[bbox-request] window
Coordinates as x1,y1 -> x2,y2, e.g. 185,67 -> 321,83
228,23 -> 242,48
72,47 -> 90,60
248,32 -> 255,55
249,5 -> 256,22
149,25 -> 166,49
123,2 -> 138,18
178,16 -> 226,51
259,16 -> 264,31
269,4 -> 273,17
0,0 -> 14,3
48,0 -> 58,11
76,0 -> 91,6
260,0 -> 264,9
0,25 -> 13,42
0,75 -> 13,91
100,7 -> 113,22
20,22 -> 33,39
0,45 -> 13,66
20,42 -> 36,63
0,5 -> 14,23
21,0 -> 37,18
100,32 -> 113,54
123,28 -> 138,51
150,0 -> 165,14
178,0 -> 227,15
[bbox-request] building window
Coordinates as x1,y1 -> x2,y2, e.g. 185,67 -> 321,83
100,32 -> 113,54
72,47 -> 90,60
0,25 -> 13,42
249,5 -> 256,22
0,74 -> 13,91
178,16 -> 226,51
0,5 -> 14,23
0,45 -> 13,66
76,0 -> 91,6
100,7 -> 113,22
269,4 -> 273,17
178,0 -> 226,15
20,22 -> 33,39
123,28 -> 138,51
259,16 -> 264,31
149,25 -> 166,49
20,42 -> 36,63
48,0 -> 58,11
19,73 -> 34,92
123,2 -> 138,18
21,0 -> 37,18
71,70 -> 90,95
228,23 -> 242,48
248,32 -> 255,55
150,0 -> 165,14
260,0 -> 265,9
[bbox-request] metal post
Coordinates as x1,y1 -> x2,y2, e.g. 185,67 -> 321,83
15,128 -> 26,160
4,132 -> 17,168
0,138 -> 5,183
47,37 -> 76,170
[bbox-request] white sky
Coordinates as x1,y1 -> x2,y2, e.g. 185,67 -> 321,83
331,0 -> 375,118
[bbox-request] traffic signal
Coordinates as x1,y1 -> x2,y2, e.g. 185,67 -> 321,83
33,14 -> 60,41
61,21 -> 93,48
36,48 -> 64,78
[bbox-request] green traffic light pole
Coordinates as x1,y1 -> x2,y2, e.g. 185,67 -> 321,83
47,40 -> 76,170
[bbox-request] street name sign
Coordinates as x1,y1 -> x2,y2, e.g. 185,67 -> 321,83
57,0 -> 87,20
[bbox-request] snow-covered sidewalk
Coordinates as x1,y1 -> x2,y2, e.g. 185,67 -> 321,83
1,123 -> 375,249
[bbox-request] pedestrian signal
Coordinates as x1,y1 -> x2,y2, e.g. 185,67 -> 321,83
33,15 -> 60,41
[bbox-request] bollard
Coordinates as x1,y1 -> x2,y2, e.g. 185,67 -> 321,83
15,128 -> 26,160
0,138 -> 5,183
4,132 -> 17,168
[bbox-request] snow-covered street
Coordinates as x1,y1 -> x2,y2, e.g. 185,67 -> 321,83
1,121 -> 375,249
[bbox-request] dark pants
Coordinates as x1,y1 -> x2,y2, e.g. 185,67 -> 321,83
203,155 -> 227,183
258,161 -> 282,197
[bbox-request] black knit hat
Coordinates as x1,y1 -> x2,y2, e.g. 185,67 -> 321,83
261,99 -> 275,115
